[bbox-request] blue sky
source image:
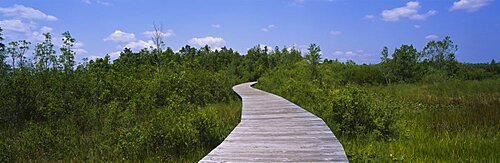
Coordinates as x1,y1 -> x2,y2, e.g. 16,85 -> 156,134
0,0 -> 499,63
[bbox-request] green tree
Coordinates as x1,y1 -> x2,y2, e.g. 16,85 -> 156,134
380,46 -> 389,63
282,46 -> 302,66
59,31 -> 76,72
7,40 -> 31,69
422,36 -> 458,75
379,46 -> 393,85
34,33 -> 56,71
392,44 -> 420,82
305,43 -> 321,65
305,44 -> 322,81
242,45 -> 270,81
0,27 -> 6,72
179,45 -> 197,61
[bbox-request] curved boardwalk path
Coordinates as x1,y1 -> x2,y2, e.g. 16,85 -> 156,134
200,82 -> 348,162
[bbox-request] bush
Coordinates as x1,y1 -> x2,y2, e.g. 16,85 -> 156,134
421,68 -> 449,84
323,85 -> 398,139
0,140 -> 9,162
15,120 -> 79,160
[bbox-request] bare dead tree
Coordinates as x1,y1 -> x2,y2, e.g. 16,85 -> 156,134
151,22 -> 165,78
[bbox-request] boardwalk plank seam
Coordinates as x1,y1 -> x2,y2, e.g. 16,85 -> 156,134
199,82 -> 348,163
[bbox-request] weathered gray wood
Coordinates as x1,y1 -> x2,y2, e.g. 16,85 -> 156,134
199,82 -> 348,163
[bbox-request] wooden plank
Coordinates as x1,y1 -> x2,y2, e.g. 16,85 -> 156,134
199,82 -> 348,163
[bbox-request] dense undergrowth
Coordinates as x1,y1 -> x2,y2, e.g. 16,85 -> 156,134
0,60 -> 244,161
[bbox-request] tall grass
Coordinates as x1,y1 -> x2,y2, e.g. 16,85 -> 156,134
345,79 -> 500,162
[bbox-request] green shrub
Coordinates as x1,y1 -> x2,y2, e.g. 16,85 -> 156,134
115,125 -> 151,160
0,140 -> 9,162
421,68 -> 449,84
324,85 -> 398,139
148,107 -> 199,156
15,120 -> 79,160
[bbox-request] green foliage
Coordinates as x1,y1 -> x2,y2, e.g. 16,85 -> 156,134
0,139 -> 9,162
1,30 -> 292,161
391,44 -> 420,82
305,43 -> 321,65
258,63 -> 398,140
34,33 -> 56,71
0,27 -> 5,72
59,31 -> 76,71
324,85 -> 398,139
456,63 -> 499,80
259,63 -> 500,161
6,40 -> 30,69
346,79 -> 500,162
422,36 -> 459,75
257,48 -> 499,162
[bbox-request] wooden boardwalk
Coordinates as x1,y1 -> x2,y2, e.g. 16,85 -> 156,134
199,82 -> 348,162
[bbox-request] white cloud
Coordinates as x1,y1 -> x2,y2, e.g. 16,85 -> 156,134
29,31 -> 45,42
82,0 -> 111,6
0,4 -> 57,21
290,0 -> 306,7
188,36 -> 226,47
410,10 -> 438,20
258,44 -> 272,51
332,49 -> 372,57
261,24 -> 276,32
68,41 -> 88,54
381,1 -> 437,21
40,26 -> 53,33
142,29 -> 174,38
97,0 -> 112,6
74,48 -> 88,54
104,30 -> 136,42
425,34 -> 438,39
108,51 -> 121,59
246,44 -> 273,52
4,23 -> 54,42
281,43 -> 307,53
211,24 -> 221,28
88,55 -> 103,61
450,0 -> 491,12
95,50 -> 120,61
74,42 -> 84,49
0,20 -> 56,44
30,27 -> 54,42
329,30 -> 342,36
414,25 -> 422,29
345,51 -> 354,56
124,40 -> 154,51
0,19 -> 30,32
331,49 -> 375,63
364,14 -> 375,20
